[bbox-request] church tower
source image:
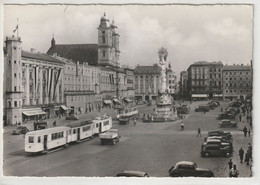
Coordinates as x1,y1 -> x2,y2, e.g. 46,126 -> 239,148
5,36 -> 23,125
110,20 -> 120,67
97,13 -> 119,67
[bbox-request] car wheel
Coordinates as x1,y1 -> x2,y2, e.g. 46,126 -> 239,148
205,152 -> 210,157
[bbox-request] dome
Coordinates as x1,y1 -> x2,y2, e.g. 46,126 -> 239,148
101,12 -> 109,22
110,20 -> 117,29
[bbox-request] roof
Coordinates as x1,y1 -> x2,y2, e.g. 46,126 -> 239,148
66,120 -> 93,128
26,126 -> 70,135
191,61 -> 223,66
223,65 -> 251,71
176,161 -> 195,166
22,50 -> 65,64
134,65 -> 161,75
47,44 -> 98,65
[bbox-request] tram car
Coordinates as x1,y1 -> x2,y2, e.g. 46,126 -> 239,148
25,127 -> 70,153
24,115 -> 113,154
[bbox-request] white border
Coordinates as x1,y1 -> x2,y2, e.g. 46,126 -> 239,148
0,1 -> 259,185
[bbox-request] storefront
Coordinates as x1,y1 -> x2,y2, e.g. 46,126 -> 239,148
22,108 -> 47,123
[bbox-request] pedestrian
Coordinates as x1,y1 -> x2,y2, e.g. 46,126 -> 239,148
53,120 -> 56,127
181,122 -> 184,130
228,158 -> 233,170
134,118 -> 137,126
197,128 -> 202,137
239,114 -> 242,122
243,126 -> 248,137
239,148 -> 244,163
248,143 -> 252,160
245,151 -> 250,165
221,107 -> 223,112
248,128 -> 251,137
230,164 -> 239,177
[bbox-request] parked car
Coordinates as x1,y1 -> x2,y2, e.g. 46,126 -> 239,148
219,119 -> 237,128
207,102 -> 218,109
208,130 -> 232,140
202,139 -> 233,152
176,105 -> 190,114
12,126 -> 29,135
226,107 -> 240,114
65,114 -> 79,120
229,101 -> 242,108
217,113 -> 235,120
211,101 -> 220,106
201,144 -> 231,157
207,136 -> 233,150
116,170 -> 149,177
169,161 -> 214,177
118,116 -> 130,125
195,105 -> 210,112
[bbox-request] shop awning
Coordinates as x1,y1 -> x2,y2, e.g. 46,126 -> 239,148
22,108 -> 46,117
104,100 -> 112,104
192,94 -> 208,98
113,99 -> 120,103
61,105 -> 69,110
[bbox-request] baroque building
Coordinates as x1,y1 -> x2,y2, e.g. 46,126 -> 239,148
4,36 -> 65,125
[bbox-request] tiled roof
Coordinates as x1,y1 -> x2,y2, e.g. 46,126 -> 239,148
191,61 -> 223,66
134,65 -> 161,75
47,44 -> 98,65
22,50 -> 65,64
223,65 -> 251,71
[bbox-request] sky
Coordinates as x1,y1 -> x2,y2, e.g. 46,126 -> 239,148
3,4 -> 253,79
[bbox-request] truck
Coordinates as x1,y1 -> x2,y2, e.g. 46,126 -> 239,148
99,129 -> 121,145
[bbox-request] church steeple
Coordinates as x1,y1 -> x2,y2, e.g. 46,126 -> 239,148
51,35 -> 55,47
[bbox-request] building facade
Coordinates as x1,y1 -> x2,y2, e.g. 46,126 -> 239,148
179,71 -> 188,99
166,63 -> 178,98
187,61 -> 223,100
134,64 -> 161,101
4,36 -> 65,125
222,64 -> 252,100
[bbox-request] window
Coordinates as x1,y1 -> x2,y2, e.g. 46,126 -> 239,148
73,129 -> 76,134
38,136 -> 41,143
29,136 -> 34,143
226,90 -> 228,93
14,86 -> 17,92
104,120 -> 110,126
14,73 -> 17,78
83,126 -> 91,132
9,60 -> 11,64
102,37 -> 105,44
29,71 -> 33,79
230,90 -> 233,93
226,83 -> 228,87
102,51 -> 106,57
22,71 -> 25,78
14,60 -> 16,64
8,101 -> 11,107
14,101 -> 17,107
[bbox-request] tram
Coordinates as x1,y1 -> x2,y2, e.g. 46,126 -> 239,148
24,115 -> 112,154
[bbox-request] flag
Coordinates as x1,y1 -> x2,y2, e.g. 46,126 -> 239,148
13,25 -> 18,33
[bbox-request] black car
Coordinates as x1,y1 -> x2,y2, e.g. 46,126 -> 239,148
169,161 -> 214,177
12,126 -> 29,135
201,144 -> 231,157
217,113 -> 235,120
208,130 -> 232,140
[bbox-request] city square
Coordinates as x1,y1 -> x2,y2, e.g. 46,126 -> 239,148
2,3 -> 255,181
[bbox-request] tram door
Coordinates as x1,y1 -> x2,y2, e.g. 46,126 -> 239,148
44,135 -> 47,150
99,122 -> 102,133
77,128 -> 80,140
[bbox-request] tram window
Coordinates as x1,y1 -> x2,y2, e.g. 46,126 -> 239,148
83,126 -> 90,132
96,124 -> 99,128
73,129 -> 76,134
38,136 -> 41,143
104,121 -> 109,126
29,136 -> 34,143
61,132 -> 64,137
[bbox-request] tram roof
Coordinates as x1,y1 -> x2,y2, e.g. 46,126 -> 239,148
26,126 -> 70,135
66,120 -> 93,128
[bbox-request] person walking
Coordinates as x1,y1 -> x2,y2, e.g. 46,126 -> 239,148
134,118 -> 137,127
53,120 -> 56,127
221,107 -> 223,113
248,143 -> 252,161
239,148 -> 244,163
245,151 -> 250,165
243,126 -> 248,137
230,164 -> 239,177
239,114 -> 242,122
248,128 -> 251,137
197,128 -> 202,137
181,122 -> 184,130
228,158 -> 233,170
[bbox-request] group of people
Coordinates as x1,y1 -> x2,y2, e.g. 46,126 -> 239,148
228,143 -> 253,177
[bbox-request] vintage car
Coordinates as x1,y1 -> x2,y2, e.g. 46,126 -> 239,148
118,116 -> 130,125
116,170 -> 149,177
207,136 -> 233,149
217,113 -> 235,120
208,130 -> 232,140
12,126 -> 29,135
176,105 -> 190,114
65,114 -> 79,120
202,139 -> 233,152
169,161 -> 214,177
201,144 -> 231,157
99,129 -> 121,145
195,105 -> 210,112
219,119 -> 237,128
